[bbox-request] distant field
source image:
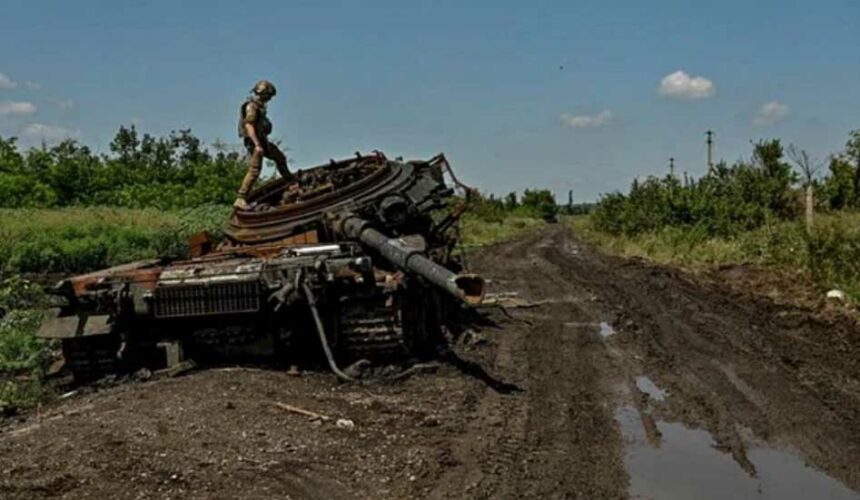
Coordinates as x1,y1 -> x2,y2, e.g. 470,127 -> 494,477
571,212 -> 860,298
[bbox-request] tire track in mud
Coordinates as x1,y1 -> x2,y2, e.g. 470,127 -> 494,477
442,222 -> 860,497
427,227 -> 627,499
535,223 -> 860,493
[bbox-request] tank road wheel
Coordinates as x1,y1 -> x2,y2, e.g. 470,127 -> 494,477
336,287 -> 445,363
401,287 -> 444,360
61,334 -> 122,383
336,294 -> 410,363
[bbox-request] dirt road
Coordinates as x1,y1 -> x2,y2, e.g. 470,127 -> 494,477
2,224 -> 859,499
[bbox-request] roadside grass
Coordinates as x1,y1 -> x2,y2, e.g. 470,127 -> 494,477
570,212 -> 860,299
0,207 -> 540,276
460,214 -> 545,248
0,277 -> 49,413
0,309 -> 46,412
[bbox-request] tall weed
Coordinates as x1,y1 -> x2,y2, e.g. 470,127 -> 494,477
0,206 -> 230,275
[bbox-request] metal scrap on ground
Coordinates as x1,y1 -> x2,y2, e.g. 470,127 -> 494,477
273,402 -> 332,421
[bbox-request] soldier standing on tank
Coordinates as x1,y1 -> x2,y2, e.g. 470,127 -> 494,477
234,79 -> 296,210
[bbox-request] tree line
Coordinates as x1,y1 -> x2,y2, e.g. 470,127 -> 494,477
0,126 -> 246,209
592,130 -> 860,237
0,125 -> 571,221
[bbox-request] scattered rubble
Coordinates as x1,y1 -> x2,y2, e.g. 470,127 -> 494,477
273,402 -> 332,422
336,418 -> 356,430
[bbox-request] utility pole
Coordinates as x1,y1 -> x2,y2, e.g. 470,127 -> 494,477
706,130 -> 714,173
668,157 -> 676,200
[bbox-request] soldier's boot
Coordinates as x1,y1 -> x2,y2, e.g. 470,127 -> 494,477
275,162 -> 297,183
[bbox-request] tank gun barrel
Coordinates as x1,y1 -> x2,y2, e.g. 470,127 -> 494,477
339,216 -> 484,306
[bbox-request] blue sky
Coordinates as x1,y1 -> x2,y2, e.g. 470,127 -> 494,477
1,0 -> 858,201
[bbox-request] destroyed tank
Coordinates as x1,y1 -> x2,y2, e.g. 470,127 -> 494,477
37,152 -> 484,381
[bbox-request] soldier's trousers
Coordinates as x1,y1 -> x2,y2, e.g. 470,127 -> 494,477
237,140 -> 291,198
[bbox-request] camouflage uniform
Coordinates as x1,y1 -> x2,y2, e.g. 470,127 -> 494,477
236,81 -> 293,204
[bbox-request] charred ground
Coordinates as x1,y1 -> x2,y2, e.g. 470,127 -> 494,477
1,224 -> 858,499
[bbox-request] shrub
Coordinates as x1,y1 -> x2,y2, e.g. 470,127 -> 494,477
0,127 -> 247,210
592,140 -> 799,238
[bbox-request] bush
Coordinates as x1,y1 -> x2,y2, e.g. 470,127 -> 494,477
592,140 -> 799,238
0,128 -> 247,210
521,189 -> 559,222
804,214 -> 860,296
0,309 -> 45,373
0,278 -> 48,412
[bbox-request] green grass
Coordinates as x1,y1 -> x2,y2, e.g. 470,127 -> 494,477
571,212 -> 860,299
0,277 -> 48,413
460,215 -> 545,248
0,206 -> 231,275
0,309 -> 46,412
0,207 -> 540,275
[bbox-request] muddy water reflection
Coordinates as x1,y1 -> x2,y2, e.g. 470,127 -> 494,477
634,376 -> 667,401
616,405 -> 859,499
599,321 -> 615,338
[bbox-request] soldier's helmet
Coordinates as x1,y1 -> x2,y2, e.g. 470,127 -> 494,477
252,80 -> 277,98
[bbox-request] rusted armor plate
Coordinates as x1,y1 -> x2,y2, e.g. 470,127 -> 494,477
38,309 -> 112,339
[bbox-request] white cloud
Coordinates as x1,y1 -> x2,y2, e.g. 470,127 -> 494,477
22,123 -> 80,144
560,110 -> 613,128
25,81 -> 41,90
753,100 -> 790,126
658,70 -> 715,100
0,101 -> 37,115
58,99 -> 76,110
0,72 -> 17,90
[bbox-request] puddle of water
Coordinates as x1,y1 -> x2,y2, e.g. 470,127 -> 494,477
599,321 -> 615,338
616,405 -> 859,500
635,376 -> 667,401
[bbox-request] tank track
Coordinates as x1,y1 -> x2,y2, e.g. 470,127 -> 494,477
61,335 -> 121,382
337,295 -> 409,363
191,326 -> 259,346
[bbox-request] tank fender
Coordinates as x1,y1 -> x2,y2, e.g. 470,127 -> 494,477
37,308 -> 113,339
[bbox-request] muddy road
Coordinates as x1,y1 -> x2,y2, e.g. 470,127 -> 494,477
2,224 -> 859,499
